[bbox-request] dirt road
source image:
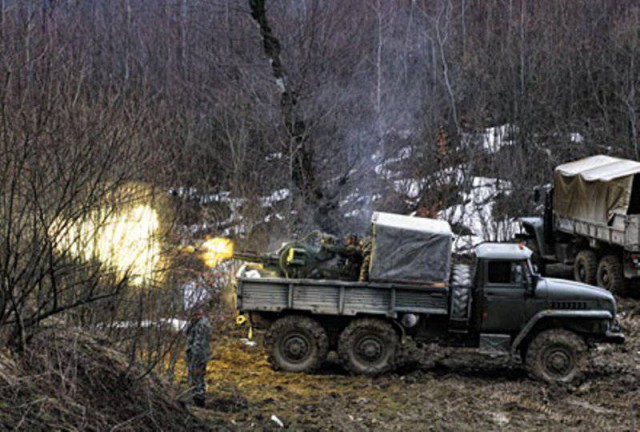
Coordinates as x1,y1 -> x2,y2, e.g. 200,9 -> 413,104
195,298 -> 639,431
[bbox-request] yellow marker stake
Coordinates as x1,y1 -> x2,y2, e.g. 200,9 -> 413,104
235,312 -> 253,339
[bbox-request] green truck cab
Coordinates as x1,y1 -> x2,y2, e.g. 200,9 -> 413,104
473,244 -> 622,343
237,213 -> 624,383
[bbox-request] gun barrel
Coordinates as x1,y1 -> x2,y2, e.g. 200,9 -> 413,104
233,251 -> 280,266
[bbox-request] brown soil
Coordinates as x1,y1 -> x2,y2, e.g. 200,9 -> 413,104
194,298 -> 640,431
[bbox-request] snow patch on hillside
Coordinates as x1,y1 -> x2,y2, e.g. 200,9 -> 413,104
261,189 -> 290,207
374,146 -> 412,178
439,176 -> 518,253
393,178 -> 423,199
481,124 -> 515,153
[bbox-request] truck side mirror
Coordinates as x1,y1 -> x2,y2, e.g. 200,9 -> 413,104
533,188 -> 540,203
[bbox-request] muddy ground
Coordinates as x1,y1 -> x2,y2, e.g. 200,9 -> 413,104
190,296 -> 639,431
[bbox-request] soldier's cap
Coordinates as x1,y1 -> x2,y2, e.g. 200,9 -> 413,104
345,233 -> 358,243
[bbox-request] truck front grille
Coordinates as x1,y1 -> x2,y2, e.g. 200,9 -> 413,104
551,301 -> 587,310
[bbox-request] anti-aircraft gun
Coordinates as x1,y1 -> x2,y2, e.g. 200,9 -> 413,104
200,231 -> 362,281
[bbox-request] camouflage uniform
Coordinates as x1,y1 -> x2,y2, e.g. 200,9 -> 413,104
323,234 -> 363,281
186,313 -> 211,407
341,235 -> 364,281
358,237 -> 372,282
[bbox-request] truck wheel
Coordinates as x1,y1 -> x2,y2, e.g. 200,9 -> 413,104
450,264 -> 472,319
264,316 -> 328,373
450,263 -> 472,286
597,255 -> 627,294
338,319 -> 398,376
574,250 -> 597,285
451,287 -> 471,319
525,329 -> 587,384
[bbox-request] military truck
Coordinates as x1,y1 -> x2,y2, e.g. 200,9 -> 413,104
518,155 -> 640,293
236,212 -> 624,383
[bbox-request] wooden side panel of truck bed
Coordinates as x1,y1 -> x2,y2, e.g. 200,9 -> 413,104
554,213 -> 640,250
237,277 -> 450,318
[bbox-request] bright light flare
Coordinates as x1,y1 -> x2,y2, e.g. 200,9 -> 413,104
53,204 -> 163,285
200,237 -> 234,268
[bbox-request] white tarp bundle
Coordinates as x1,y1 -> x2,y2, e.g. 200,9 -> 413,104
369,212 -> 452,284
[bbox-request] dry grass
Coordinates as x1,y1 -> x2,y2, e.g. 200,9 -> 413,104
0,328 -> 214,431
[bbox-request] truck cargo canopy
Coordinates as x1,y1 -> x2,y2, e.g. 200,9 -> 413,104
554,155 -> 640,224
369,212 -> 452,284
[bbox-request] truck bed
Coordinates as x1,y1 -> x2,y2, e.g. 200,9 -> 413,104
237,277 -> 450,318
554,213 -> 640,251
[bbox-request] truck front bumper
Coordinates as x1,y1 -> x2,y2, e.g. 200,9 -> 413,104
603,318 -> 625,344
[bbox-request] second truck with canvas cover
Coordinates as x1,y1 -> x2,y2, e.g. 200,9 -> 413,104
519,155 -> 640,293
236,212 -> 624,383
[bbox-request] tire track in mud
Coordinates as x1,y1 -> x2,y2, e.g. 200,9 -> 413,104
490,392 -> 609,428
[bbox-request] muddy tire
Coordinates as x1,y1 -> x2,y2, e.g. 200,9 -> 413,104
338,319 -> 398,376
574,250 -> 597,285
597,255 -> 627,294
525,329 -> 587,384
265,315 -> 328,373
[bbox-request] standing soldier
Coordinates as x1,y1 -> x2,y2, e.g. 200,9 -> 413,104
186,306 -> 211,407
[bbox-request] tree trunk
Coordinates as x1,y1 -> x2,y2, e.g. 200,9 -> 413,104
248,0 -> 326,225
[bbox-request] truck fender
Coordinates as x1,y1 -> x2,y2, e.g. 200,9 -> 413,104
510,310 -> 612,356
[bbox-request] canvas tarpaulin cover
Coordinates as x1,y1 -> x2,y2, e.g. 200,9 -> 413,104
554,155 -> 640,224
369,212 -> 452,284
